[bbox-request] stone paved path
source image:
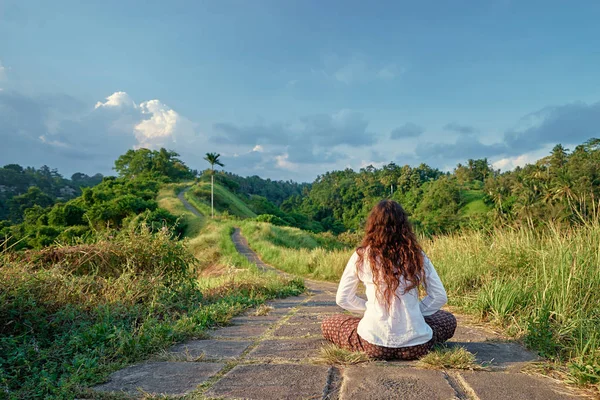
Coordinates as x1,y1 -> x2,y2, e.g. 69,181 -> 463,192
93,226 -> 583,399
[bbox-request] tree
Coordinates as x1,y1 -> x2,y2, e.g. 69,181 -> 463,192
203,153 -> 225,218
114,148 -> 194,181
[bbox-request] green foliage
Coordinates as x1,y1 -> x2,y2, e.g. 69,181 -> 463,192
1,176 -> 183,249
0,164 -> 102,222
114,148 -> 196,181
220,172 -> 309,206
0,221 -> 303,399
7,186 -> 54,222
276,138 -> 599,236
256,214 -> 287,226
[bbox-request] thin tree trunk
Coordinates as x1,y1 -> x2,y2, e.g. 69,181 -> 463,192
211,173 -> 214,218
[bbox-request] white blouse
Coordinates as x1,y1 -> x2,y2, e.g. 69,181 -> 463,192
336,250 -> 448,348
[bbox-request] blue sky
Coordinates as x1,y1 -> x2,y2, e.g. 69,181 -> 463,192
1,0 -> 600,181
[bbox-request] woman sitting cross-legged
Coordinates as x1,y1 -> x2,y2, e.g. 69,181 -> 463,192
321,200 -> 457,360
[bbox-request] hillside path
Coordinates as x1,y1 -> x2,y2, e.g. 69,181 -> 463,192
178,187 -> 203,218
93,227 -> 583,399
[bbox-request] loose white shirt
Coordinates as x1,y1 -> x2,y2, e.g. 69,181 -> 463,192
336,250 -> 448,347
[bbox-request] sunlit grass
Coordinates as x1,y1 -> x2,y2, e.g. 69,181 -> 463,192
316,344 -> 370,365
238,221 -> 352,281
417,346 -> 483,370
157,183 -> 204,236
422,221 -> 600,390
0,189 -> 304,399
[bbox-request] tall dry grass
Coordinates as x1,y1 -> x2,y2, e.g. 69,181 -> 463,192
422,222 -> 600,388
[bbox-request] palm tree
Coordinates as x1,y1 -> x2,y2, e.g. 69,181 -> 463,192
204,153 -> 225,218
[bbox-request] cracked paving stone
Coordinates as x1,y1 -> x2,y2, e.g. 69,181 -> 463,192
168,339 -> 252,359
447,341 -> 539,369
272,322 -> 323,337
210,324 -> 270,339
229,313 -> 283,325
340,365 -> 456,400
248,338 -> 326,360
459,371 -> 581,400
205,363 -> 330,400
296,305 -> 343,314
93,362 -> 223,397
287,313 -> 325,324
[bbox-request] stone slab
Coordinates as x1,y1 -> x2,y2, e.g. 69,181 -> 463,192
168,339 -> 251,359
210,324 -> 270,339
304,298 -> 338,307
205,363 -> 330,400
459,371 -> 580,400
296,305 -> 344,314
448,341 -> 538,368
229,314 -> 283,325
287,313 -> 326,324
248,338 -> 326,360
340,365 -> 456,400
272,322 -> 323,338
93,362 -> 223,397
266,296 -> 307,308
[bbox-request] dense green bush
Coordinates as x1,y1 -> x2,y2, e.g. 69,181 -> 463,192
0,225 -> 303,398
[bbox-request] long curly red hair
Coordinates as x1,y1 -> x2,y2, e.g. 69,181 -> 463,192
357,200 -> 425,310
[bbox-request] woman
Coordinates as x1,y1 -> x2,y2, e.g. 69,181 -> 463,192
321,200 -> 456,360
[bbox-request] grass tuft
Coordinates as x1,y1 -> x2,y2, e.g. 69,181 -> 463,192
316,344 -> 370,365
417,345 -> 483,370
254,304 -> 274,316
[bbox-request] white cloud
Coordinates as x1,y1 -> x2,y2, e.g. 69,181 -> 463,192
94,91 -> 136,109
134,100 -> 179,148
275,153 -> 299,171
39,135 -> 70,148
252,145 -> 264,152
491,145 -> 554,171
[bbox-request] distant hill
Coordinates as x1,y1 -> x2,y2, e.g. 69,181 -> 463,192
186,181 -> 257,219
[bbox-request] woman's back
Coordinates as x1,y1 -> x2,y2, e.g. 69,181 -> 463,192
337,250 -> 447,347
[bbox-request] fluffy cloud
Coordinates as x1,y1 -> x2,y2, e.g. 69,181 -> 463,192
134,100 -> 196,149
95,91 -> 136,109
390,123 -> 424,139
0,90 -> 199,175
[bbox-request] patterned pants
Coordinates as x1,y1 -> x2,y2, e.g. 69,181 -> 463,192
321,310 -> 457,360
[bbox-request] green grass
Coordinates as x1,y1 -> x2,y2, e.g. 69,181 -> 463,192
422,222 -> 600,390
238,214 -> 599,391
316,344 -> 370,365
0,186 -> 303,399
238,221 -> 352,281
188,182 -> 256,219
460,189 -> 490,216
157,183 -> 204,236
417,346 -> 483,370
